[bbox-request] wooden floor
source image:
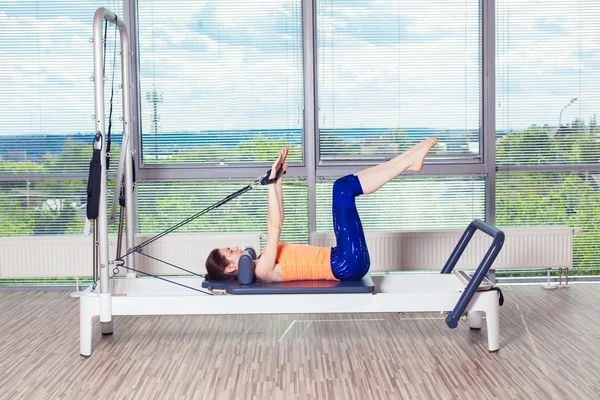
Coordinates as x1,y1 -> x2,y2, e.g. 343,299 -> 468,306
1,284 -> 600,400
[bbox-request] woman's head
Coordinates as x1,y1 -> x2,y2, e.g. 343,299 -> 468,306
205,246 -> 244,281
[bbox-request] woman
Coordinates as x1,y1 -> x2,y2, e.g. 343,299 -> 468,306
205,138 -> 439,282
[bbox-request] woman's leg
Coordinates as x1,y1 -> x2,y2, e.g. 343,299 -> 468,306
356,137 -> 438,195
330,175 -> 370,281
329,137 -> 438,280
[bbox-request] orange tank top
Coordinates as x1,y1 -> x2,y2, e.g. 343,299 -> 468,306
276,243 -> 337,281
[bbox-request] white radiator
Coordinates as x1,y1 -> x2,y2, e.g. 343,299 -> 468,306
311,227 -> 576,271
0,233 -> 261,278
0,227 -> 575,278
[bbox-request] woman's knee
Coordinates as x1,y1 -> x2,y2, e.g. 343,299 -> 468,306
333,174 -> 363,201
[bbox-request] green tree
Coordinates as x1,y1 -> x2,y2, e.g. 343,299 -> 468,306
0,191 -> 34,236
497,125 -> 559,165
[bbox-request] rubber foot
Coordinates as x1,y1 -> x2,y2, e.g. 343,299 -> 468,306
101,321 -> 114,335
470,327 -> 481,331
489,349 -> 499,353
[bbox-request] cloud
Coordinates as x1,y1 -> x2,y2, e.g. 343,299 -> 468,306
495,0 -> 600,129
0,3 -> 127,135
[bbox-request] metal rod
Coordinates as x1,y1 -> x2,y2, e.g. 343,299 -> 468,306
110,14 -> 133,222
116,204 -> 125,261
304,0 -> 318,235
124,136 -> 136,278
483,0 -> 496,225
93,220 -> 98,282
93,6 -> 132,325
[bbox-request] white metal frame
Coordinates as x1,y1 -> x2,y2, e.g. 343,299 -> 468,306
80,274 -> 500,356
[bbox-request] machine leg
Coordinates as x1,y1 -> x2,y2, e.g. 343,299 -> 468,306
485,298 -> 500,352
542,268 -> 558,290
80,302 -> 94,357
468,311 -> 483,330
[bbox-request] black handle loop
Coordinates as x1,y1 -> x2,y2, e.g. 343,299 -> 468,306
493,287 -> 504,306
260,164 -> 286,185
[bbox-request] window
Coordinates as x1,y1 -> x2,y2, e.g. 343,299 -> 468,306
137,180 -> 309,243
316,176 -> 486,232
136,0 -> 304,166
0,1 -> 123,237
0,180 -> 89,235
316,0 -> 481,162
496,0 -> 600,271
496,0 -> 600,167
496,172 -> 600,270
4,0 -> 599,281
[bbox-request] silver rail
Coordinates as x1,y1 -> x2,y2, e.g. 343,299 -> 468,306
92,7 -> 136,328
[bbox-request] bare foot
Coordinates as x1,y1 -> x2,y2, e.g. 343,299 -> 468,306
406,138 -> 438,172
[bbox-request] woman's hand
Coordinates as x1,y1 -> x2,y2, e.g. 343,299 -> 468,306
269,148 -> 289,180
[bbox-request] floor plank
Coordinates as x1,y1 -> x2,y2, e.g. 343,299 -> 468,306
1,284 -> 599,399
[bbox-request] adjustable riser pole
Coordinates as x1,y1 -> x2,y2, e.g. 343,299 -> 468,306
92,8 -> 111,330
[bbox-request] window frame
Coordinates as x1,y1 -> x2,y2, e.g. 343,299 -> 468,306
130,0 -> 494,231
5,0 -> 600,237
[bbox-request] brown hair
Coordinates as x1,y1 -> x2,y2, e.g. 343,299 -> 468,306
205,248 -> 235,281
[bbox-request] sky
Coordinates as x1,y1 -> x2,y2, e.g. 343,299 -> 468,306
0,0 -> 599,135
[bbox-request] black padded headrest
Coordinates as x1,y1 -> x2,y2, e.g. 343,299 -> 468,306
237,246 -> 257,285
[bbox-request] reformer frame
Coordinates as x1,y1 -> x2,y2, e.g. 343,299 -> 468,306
81,217 -> 504,356
82,7 -> 504,357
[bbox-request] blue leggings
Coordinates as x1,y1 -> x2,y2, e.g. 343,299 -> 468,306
330,174 -> 370,281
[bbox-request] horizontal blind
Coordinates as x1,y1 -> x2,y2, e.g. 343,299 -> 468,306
316,176 -> 486,232
496,0 -> 600,165
137,1 -> 304,165
317,0 -> 481,162
0,1 -> 124,175
137,180 -> 309,245
496,172 -> 600,270
0,179 -> 117,236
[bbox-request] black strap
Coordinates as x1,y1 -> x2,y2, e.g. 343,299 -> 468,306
86,133 -> 102,220
260,164 -> 286,185
116,165 -> 281,262
126,251 -> 205,279
114,262 -> 212,296
111,166 -> 285,290
116,183 -> 253,261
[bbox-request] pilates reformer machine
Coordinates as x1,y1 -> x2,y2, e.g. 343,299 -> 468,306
80,8 -> 505,357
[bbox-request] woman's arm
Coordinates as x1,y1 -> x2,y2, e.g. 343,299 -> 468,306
275,175 -> 284,224
255,148 -> 288,282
